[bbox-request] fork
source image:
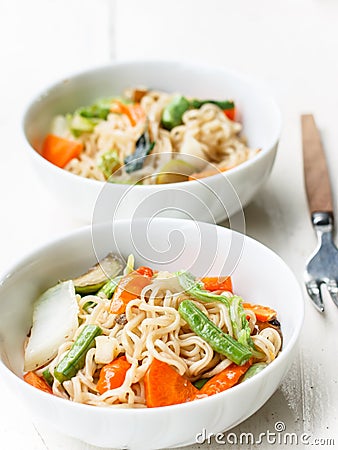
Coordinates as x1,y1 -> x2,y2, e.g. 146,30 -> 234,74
301,114 -> 338,312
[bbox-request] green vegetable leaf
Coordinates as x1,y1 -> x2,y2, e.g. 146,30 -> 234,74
241,362 -> 268,382
67,113 -> 100,137
78,105 -> 110,120
177,271 -> 229,307
124,130 -> 155,173
97,149 -> 121,179
189,99 -> 235,110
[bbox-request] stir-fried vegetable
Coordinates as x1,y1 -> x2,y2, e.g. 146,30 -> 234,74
161,95 -> 191,130
23,256 -> 281,407
161,96 -> 236,131
54,325 -> 102,383
177,271 -> 230,307
82,274 -> 123,316
144,359 -> 198,407
241,362 -> 268,382
156,159 -> 196,184
197,361 -> 252,397
42,134 -> 83,168
24,281 -> 79,372
177,271 -> 259,354
188,166 -> 232,180
73,253 -> 123,295
135,266 -> 154,277
110,272 -> 152,314
66,97 -> 137,137
178,300 -> 252,365
190,99 -> 235,111
77,103 -> 110,120
24,372 -> 53,394
201,276 -> 233,292
124,129 -> 155,173
67,114 -> 98,136
243,303 -> 277,322
193,378 -> 209,390
110,101 -> 146,127
42,368 -> 54,387
98,275 -> 123,299
97,149 -> 121,179
96,356 -> 131,394
190,99 -> 235,120
124,254 -> 135,275
94,336 -> 118,364
229,295 -> 253,347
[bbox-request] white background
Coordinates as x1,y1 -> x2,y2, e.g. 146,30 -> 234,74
0,0 -> 337,448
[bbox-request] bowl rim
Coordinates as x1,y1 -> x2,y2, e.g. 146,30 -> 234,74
22,59 -> 282,190
0,218 -> 303,415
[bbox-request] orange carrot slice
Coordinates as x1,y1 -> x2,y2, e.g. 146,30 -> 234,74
200,276 -> 233,292
242,303 -> 277,322
42,134 -> 83,168
188,166 -> 235,181
23,371 -> 53,394
110,272 -> 151,314
96,356 -> 131,394
196,360 -> 252,397
144,359 -> 198,407
110,101 -> 146,126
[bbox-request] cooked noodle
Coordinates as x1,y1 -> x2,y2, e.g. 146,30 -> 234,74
45,88 -> 259,184
35,273 -> 281,408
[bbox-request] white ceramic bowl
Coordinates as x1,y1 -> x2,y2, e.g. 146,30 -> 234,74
0,219 -> 302,450
23,61 -> 281,223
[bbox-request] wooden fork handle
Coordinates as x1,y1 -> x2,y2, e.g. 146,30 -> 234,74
301,114 -> 333,216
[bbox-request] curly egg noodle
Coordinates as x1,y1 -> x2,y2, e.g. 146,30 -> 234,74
35,272 -> 282,408
60,89 -> 258,183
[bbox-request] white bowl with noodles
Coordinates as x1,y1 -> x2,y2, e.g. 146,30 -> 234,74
23,60 -> 281,224
0,218 -> 303,450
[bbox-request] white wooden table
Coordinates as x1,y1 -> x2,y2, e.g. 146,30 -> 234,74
0,0 -> 337,448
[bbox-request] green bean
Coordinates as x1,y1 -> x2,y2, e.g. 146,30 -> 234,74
193,378 -> 209,390
42,368 -> 54,387
82,276 -> 121,312
241,362 -> 268,382
54,325 -> 102,383
178,300 -> 252,366
161,95 -> 190,130
177,272 -> 259,351
98,275 -> 122,299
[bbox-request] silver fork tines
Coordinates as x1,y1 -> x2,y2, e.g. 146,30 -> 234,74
305,280 -> 324,312
305,212 -> 338,312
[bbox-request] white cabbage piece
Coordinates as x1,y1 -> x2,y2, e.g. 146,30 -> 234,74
153,271 -> 182,293
24,281 -> 79,371
50,115 -> 69,137
178,135 -> 208,171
